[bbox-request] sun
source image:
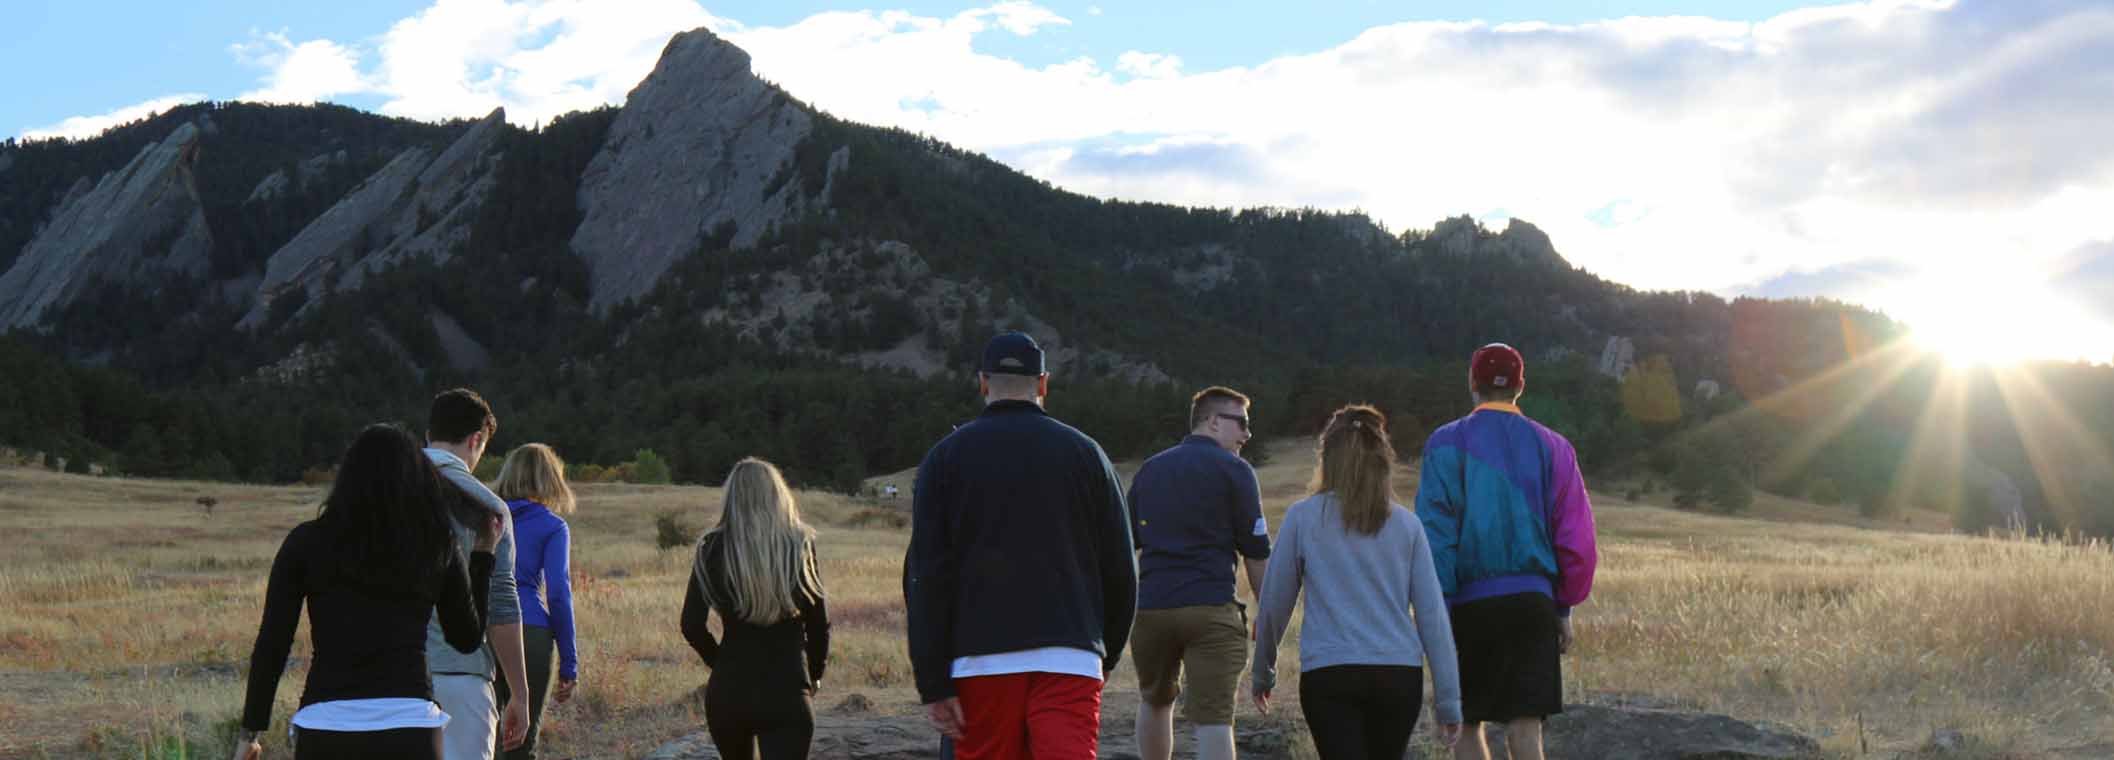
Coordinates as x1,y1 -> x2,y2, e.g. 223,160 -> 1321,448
1875,269 -> 2108,367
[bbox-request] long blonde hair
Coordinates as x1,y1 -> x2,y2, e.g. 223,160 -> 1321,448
694,458 -> 823,625
1309,405 -> 1398,536
494,443 -> 577,514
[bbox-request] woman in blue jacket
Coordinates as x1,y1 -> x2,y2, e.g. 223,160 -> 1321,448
493,444 -> 580,760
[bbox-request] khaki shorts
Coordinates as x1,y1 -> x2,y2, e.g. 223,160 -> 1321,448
1130,603 -> 1249,726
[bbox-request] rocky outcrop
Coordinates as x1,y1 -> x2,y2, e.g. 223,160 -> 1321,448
1601,335 -> 1639,380
571,27 -> 830,313
1481,704 -> 1820,759
1426,216 -> 1564,266
0,122 -> 213,329
240,109 -> 507,328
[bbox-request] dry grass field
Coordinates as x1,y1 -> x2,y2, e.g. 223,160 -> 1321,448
4,438 -> 2113,758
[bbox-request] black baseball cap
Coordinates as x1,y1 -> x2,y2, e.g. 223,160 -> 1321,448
980,331 -> 1046,376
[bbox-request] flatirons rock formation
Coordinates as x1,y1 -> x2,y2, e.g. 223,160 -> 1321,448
571,27 -> 835,313
0,122 -> 213,329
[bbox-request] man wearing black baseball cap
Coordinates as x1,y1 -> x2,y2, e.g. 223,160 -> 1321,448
904,332 -> 1138,760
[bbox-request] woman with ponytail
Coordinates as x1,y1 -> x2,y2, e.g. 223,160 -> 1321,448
1251,405 -> 1463,760
680,458 -> 830,760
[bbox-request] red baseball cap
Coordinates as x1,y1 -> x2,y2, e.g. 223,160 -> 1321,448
1471,343 -> 1525,393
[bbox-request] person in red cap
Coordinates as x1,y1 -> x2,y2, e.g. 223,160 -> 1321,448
1415,343 -> 1600,760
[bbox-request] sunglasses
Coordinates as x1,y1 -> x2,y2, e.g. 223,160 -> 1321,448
1215,413 -> 1251,432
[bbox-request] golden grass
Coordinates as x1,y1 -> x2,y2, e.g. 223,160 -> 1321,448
3,439 -> 2113,758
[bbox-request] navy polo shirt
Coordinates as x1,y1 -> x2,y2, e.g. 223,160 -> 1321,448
1130,435 -> 1271,610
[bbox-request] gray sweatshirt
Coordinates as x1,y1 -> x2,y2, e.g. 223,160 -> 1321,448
425,448 -> 521,680
1252,494 -> 1462,724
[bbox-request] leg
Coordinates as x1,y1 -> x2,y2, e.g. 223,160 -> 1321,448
705,675 -> 758,760
955,674 -> 1032,760
753,694 -> 817,760
433,674 -> 499,760
1452,723 -> 1490,760
1137,702 -> 1175,760
1183,604 -> 1249,760
1361,667 -> 1421,760
1503,719 -> 1544,760
505,625 -> 556,760
1023,673 -> 1104,760
1129,608 -> 1184,760
1298,666 -> 1369,760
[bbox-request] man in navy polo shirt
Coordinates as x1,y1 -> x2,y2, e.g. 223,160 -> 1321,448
905,331 -> 1137,760
1128,386 -> 1269,760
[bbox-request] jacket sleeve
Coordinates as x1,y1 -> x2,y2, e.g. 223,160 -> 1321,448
1405,520 -> 1462,724
1548,437 -> 1599,613
1093,444 -> 1138,675
1250,504 -> 1303,696
439,548 -> 497,653
904,445 -> 959,704
442,468 -> 521,626
1229,462 -> 1270,560
545,520 -> 579,680
679,569 -> 720,668
801,542 -> 831,686
1414,431 -> 1464,598
241,526 -> 309,731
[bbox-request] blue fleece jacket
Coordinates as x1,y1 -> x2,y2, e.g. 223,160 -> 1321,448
507,499 -> 578,680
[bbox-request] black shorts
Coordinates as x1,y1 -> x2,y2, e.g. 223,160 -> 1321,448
1450,591 -> 1563,723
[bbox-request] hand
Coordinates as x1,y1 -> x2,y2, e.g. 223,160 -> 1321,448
1435,722 -> 1463,747
500,697 -> 529,749
553,676 -> 577,705
926,697 -> 965,739
230,735 -> 262,760
1558,616 -> 1575,655
1251,688 -> 1271,714
474,513 -> 504,553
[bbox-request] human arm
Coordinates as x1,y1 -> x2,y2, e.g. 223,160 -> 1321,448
546,520 -> 579,683
1413,434 -> 1464,598
904,447 -> 960,704
1094,445 -> 1138,675
1547,436 -> 1600,615
486,514 -> 528,750
679,564 -> 721,667
1250,506 -> 1304,707
1230,462 -> 1271,601
1406,520 -> 1463,726
240,526 -> 309,732
801,543 -> 831,687
438,513 -> 502,652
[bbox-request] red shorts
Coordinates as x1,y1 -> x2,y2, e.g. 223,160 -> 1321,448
954,672 -> 1103,760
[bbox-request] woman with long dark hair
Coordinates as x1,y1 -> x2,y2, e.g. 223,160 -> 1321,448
234,424 -> 503,760
1251,405 -> 1463,760
681,458 -> 830,760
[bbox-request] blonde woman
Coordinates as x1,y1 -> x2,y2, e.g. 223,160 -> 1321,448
1252,405 -> 1463,760
492,444 -> 580,760
681,458 -> 831,760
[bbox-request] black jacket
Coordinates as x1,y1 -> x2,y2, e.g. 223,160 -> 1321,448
243,520 -> 493,731
680,532 -> 831,694
903,400 -> 1137,703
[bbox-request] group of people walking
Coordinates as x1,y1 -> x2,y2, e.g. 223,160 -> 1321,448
235,331 -> 1597,760
906,334 -> 1599,760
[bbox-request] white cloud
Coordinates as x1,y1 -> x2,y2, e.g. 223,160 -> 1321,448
50,0 -> 2093,345
20,94 -> 206,141
1115,51 -> 1182,79
232,31 -> 369,103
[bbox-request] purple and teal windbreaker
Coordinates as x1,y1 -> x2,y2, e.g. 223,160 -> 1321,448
1414,402 -> 1598,616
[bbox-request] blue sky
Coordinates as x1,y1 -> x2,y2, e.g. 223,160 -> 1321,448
5,1 -> 1821,139
6,1 -> 2113,361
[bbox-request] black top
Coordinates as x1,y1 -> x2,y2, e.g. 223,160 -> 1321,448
1131,435 -> 1271,609
903,399 -> 1138,704
243,520 -> 494,731
680,532 -> 831,694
